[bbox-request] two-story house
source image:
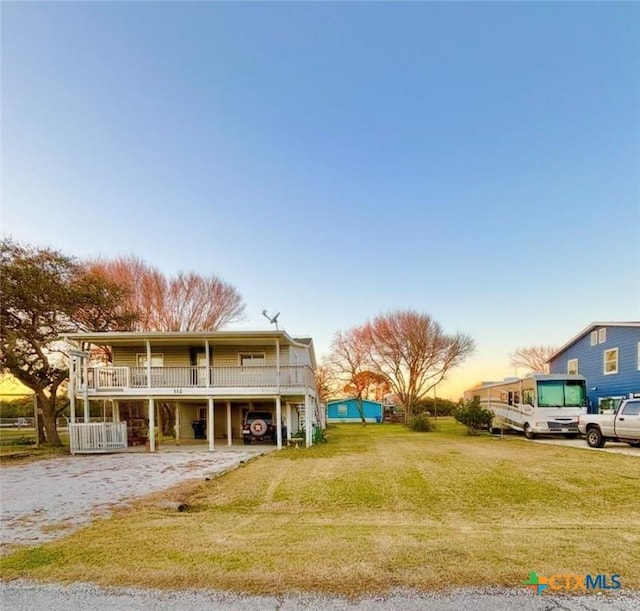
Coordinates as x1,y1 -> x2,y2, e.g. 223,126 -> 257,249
547,322 -> 640,413
63,330 -> 320,453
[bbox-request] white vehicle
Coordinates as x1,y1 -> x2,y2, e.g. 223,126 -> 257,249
464,374 -> 587,439
578,398 -> 640,448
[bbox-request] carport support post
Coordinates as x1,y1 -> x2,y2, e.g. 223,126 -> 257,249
305,394 -> 312,447
226,401 -> 232,446
208,397 -> 215,452
275,396 -> 282,450
149,397 -> 155,452
286,403 -> 292,442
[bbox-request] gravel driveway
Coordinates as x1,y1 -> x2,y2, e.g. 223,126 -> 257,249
1,581 -> 638,611
0,447 -> 271,550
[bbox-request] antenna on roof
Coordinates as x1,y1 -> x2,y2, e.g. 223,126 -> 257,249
262,309 -> 280,330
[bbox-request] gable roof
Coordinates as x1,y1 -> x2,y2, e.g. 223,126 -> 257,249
546,321 -> 640,363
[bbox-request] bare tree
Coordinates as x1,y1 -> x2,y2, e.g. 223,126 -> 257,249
510,345 -> 557,374
89,256 -> 246,331
326,328 -> 376,424
363,310 -> 475,419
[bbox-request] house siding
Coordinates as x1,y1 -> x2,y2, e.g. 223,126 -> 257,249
113,344 -> 290,367
549,325 -> 640,412
326,399 -> 383,423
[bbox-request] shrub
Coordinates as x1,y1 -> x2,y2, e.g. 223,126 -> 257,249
406,413 -> 436,432
454,397 -> 493,435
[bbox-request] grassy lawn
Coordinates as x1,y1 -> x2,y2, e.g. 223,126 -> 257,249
1,419 -> 639,595
0,427 -> 69,461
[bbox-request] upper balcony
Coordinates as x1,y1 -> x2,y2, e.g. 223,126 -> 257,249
76,365 -> 316,397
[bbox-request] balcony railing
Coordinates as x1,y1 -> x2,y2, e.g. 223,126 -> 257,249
81,365 -> 315,392
69,422 -> 128,454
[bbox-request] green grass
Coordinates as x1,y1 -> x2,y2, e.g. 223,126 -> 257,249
0,427 -> 69,460
1,419 -> 639,596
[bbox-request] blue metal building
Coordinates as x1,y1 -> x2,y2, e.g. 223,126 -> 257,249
326,398 -> 383,423
548,322 -> 640,413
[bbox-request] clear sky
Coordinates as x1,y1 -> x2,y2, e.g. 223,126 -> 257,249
2,2 -> 639,399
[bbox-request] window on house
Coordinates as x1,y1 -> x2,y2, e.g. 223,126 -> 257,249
337,404 -> 348,415
598,328 -> 606,344
137,353 -> 164,367
567,359 -> 578,375
598,397 -> 622,413
239,353 -> 266,367
603,348 -> 618,375
590,331 -> 598,346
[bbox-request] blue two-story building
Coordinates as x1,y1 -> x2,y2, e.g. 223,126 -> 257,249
548,322 -> 640,413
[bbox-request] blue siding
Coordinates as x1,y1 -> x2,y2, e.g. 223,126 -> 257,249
326,399 -> 383,422
550,325 -> 640,413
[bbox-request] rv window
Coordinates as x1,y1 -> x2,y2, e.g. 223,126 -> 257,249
508,392 -> 513,406
513,391 -> 520,404
522,389 -> 534,405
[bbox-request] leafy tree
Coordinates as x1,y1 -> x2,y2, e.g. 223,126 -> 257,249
363,310 -> 475,419
454,397 -> 493,435
510,345 -> 557,374
0,240 -> 136,446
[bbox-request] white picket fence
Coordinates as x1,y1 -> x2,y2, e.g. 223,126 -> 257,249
69,422 -> 128,454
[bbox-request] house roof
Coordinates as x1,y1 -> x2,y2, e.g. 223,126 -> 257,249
62,330 -> 317,366
326,397 -> 383,406
546,321 -> 640,363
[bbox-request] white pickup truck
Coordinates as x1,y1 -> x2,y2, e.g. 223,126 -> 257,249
578,398 -> 640,448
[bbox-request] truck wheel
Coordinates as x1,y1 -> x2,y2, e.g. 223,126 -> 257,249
524,424 -> 536,440
586,427 -> 605,448
628,441 -> 640,448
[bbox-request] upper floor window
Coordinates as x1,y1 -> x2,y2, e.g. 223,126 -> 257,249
603,348 -> 618,375
567,359 -> 578,375
590,331 -> 598,346
137,353 -> 164,367
239,353 -> 266,367
598,328 -> 606,344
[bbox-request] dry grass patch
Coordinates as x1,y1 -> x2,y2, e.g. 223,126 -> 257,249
2,421 -> 639,596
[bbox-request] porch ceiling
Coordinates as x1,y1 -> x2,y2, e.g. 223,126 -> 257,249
63,330 -> 305,347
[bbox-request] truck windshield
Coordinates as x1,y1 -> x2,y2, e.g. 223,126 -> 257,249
537,380 -> 586,408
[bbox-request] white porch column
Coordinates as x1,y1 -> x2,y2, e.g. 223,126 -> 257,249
208,397 -> 215,452
275,396 -> 282,450
276,338 -> 280,392
113,401 -> 120,422
205,339 -> 211,387
305,393 -> 312,447
149,397 -> 156,452
286,403 -> 292,442
226,400 -> 232,446
175,402 -> 181,445
146,340 -> 152,388
69,356 -> 76,425
82,355 -> 89,423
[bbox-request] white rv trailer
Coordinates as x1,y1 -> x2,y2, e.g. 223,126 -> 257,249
464,374 -> 587,439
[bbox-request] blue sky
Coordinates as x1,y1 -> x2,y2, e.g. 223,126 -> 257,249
2,2 -> 639,398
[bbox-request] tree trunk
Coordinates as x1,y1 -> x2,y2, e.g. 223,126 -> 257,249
38,391 -> 63,446
356,397 -> 366,426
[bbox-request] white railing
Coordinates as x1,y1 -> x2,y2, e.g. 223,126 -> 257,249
69,422 -> 128,454
80,365 -> 314,392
